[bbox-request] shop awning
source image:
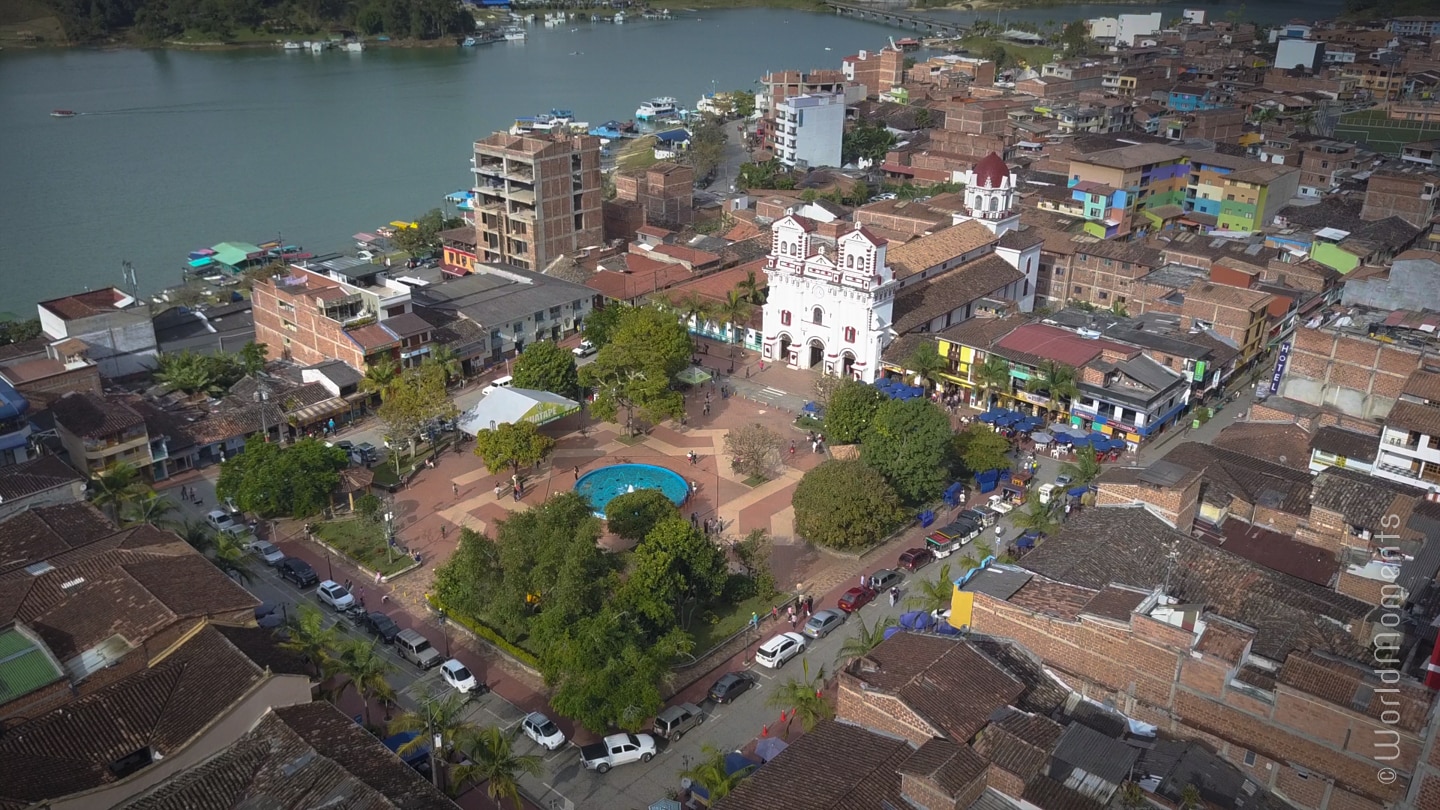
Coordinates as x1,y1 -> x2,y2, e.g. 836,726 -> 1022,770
287,396 -> 349,426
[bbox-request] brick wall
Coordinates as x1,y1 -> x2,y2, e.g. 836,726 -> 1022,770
1335,570 -> 1389,605
1360,172 -> 1437,230
837,675 -> 941,746
13,363 -> 103,409
985,764 -> 1026,801
1280,328 -> 1419,419
1094,476 -> 1200,530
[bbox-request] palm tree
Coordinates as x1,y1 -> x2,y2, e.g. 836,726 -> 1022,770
237,341 -> 269,375
121,490 -> 178,528
90,462 -> 143,521
389,689 -> 476,762
680,744 -> 747,803
672,291 -> 713,333
426,344 -> 462,386
1179,783 -> 1203,810
975,355 -> 1013,408
767,658 -> 833,735
449,726 -> 543,807
904,563 -> 953,613
360,357 -> 400,401
836,615 -> 898,665
1010,493 -> 1060,537
280,603 -> 340,679
714,289 -> 752,347
332,639 -> 397,729
735,269 -> 764,305
1059,446 -> 1104,486
1026,360 -> 1078,418
153,350 -> 221,395
1295,110 -> 1317,134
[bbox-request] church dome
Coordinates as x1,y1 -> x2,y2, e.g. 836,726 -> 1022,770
972,152 -> 1010,188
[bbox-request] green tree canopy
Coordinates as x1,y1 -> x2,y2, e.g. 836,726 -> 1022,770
510,341 -> 580,398
216,437 -> 348,518
0,318 -> 42,346
954,423 -> 1011,478
604,488 -> 680,542
472,420 -> 556,475
792,460 -> 906,550
617,517 -> 729,633
731,90 -> 756,118
688,117 -> 727,182
377,361 -> 456,454
860,398 -> 955,504
582,304 -> 625,348
824,378 -> 886,444
393,208 -> 466,255
842,121 -> 897,165
544,611 -> 689,733
579,306 -> 691,433
1060,445 -> 1104,486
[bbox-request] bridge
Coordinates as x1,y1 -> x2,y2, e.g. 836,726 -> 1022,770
824,2 -> 967,39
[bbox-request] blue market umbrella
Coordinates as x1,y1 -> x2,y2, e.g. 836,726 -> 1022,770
1053,433 -> 1073,445
1031,431 -> 1053,444
978,410 -> 1001,423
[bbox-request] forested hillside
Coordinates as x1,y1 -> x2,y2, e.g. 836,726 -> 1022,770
44,0 -> 473,43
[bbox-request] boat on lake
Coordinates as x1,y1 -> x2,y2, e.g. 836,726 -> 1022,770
50,110 -> 76,118
503,28 -> 526,41
588,120 -> 637,140
635,97 -> 679,121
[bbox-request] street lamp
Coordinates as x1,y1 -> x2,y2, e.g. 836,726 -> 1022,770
383,508 -> 395,564
254,388 -> 271,442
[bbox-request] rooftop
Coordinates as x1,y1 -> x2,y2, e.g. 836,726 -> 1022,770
38,288 -> 136,321
886,221 -> 998,279
1309,426 -> 1381,464
0,455 -> 83,506
993,323 -> 1134,369
1387,399 -> 1440,436
892,255 -> 1024,334
413,265 -> 594,328
1211,422 -> 1314,470
1162,441 -> 1314,516
50,391 -> 145,439
1074,143 -> 1186,170
715,719 -> 910,810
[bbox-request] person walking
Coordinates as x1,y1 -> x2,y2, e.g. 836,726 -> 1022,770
889,587 -> 898,607
787,605 -> 796,627
574,466 -> 580,480
789,440 -> 795,456
494,483 -> 503,499
750,611 -> 759,630
452,482 -> 459,497
859,573 -> 867,589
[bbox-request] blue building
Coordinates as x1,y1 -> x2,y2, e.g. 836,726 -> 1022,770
1167,84 -> 1225,112
0,378 -> 32,466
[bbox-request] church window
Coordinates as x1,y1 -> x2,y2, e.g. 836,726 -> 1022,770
844,326 -> 857,343
846,255 -> 854,269
781,310 -> 792,325
812,307 -> 824,325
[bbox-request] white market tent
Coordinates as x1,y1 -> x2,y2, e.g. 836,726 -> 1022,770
458,387 -> 579,434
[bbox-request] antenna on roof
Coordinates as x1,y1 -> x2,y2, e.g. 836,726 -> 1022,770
1161,537 -> 1181,596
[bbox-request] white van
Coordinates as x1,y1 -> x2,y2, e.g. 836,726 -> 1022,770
482,375 -> 513,396
1038,483 -> 1057,505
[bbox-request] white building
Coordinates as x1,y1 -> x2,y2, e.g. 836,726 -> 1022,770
1117,13 -> 1163,46
1275,39 -> 1326,72
953,152 -> 1022,238
774,92 -> 845,169
37,288 -> 158,379
1372,365 -> 1440,489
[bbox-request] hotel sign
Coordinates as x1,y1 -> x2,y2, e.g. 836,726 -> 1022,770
1269,341 -> 1292,394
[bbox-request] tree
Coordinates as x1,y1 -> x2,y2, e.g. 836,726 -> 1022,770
377,361 -> 457,456
580,307 -> 691,434
860,398 -> 955,504
1118,782 -> 1148,810
280,604 -> 340,678
427,344 -> 462,385
431,527 -> 502,623
332,639 -> 397,729
731,90 -> 756,118
0,318 -> 42,346
842,121 -> 897,165
823,378 -> 886,444
913,106 -> 933,128
714,289 -> 752,346
974,355 -> 1013,407
510,341 -> 579,398
812,374 -> 841,411
177,518 -> 252,582
733,528 -> 777,598
1010,493 -> 1060,537
582,304 -> 625,348
670,291 -> 713,330
361,357 -> 400,400
620,518 -> 729,632
725,422 -> 784,481
236,341 -> 269,375
792,460 -> 906,550
904,342 -> 948,388
393,208 -> 465,257
688,117 -> 727,182
1025,359 -> 1078,416
836,614 -> 898,665
681,745 -> 748,803
152,349 -> 222,395
472,420 -> 556,476
545,611 -> 689,732
904,563 -> 953,613
389,688 -> 475,759
1060,446 -> 1104,486
450,726 -> 543,807
735,268 -> 764,305
604,488 -> 679,542
90,462 -> 144,521
766,658 -> 832,734
737,160 -> 794,191
216,437 -> 349,518
955,423 -> 1011,477
1060,19 -> 1090,53
1179,784 -> 1203,810
121,490 -> 178,528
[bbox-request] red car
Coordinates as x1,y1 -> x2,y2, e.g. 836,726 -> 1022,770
837,586 -> 877,613
898,547 -> 934,572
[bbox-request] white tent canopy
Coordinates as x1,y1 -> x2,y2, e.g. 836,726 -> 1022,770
458,387 -> 579,434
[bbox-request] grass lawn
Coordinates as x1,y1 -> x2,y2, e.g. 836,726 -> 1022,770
371,438 -> 456,488
957,34 -> 1053,70
687,591 -> 787,656
313,518 -> 414,577
616,136 -> 659,173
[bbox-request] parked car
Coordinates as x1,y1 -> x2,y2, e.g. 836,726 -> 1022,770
707,671 -> 757,704
353,442 -> 380,465
316,580 -> 355,611
898,547 -> 934,571
837,586 -> 876,613
572,340 -> 597,358
960,508 -> 995,528
395,628 -> 443,669
652,702 -> 704,741
1055,474 -> 1074,487
278,558 -> 319,588
522,712 -> 567,750
356,611 -> 402,643
246,539 -> 285,566
482,375 -> 514,396
205,509 -> 249,537
754,632 -> 806,669
868,569 -> 903,593
580,733 -> 656,773
440,659 -> 480,693
802,608 -> 846,639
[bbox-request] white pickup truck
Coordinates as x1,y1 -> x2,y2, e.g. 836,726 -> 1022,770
579,733 -> 657,773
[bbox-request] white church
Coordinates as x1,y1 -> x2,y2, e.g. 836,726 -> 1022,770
760,152 -> 1040,383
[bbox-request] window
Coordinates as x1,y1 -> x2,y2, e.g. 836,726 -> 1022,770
812,307 -> 824,325
534,311 -> 544,323
781,310 -> 791,326
1099,291 -> 1109,300
846,255 -> 854,268
844,326 -> 856,343
1055,267 -> 1065,277
1243,749 -> 1257,766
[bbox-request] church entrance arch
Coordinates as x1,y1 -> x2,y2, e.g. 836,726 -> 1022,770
841,351 -> 857,379
777,334 -> 793,367
807,339 -> 825,370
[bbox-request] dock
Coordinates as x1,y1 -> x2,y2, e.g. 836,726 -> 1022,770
824,1 -> 968,38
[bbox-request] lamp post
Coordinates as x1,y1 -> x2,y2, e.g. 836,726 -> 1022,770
254,388 -> 271,442
384,508 -> 395,564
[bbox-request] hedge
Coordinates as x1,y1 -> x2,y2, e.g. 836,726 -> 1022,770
427,595 -> 541,669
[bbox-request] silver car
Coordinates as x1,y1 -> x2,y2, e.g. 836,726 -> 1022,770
868,569 -> 904,593
247,539 -> 285,566
802,609 -> 845,639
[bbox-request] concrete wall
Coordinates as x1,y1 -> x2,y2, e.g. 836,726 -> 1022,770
61,312 -> 158,378
1341,256 -> 1440,310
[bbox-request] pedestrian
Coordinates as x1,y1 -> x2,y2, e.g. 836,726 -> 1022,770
787,605 -> 796,627
494,483 -> 503,498
358,587 -> 366,606
512,487 -> 519,502
859,573 -> 867,589
440,524 -> 447,538
771,605 -> 779,621
452,482 -> 459,497
328,417 -> 336,435
889,587 -> 898,606
179,485 -> 187,501
375,570 -> 382,585
811,440 -> 818,453
574,465 -> 580,480
344,578 -> 352,592
703,402 -> 710,416
789,440 -> 796,456
691,511 -> 699,527
750,611 -> 759,630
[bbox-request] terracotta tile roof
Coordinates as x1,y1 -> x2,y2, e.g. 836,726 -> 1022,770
937,314 -> 1026,348
848,634 -> 1024,742
1310,467 -> 1428,532
723,220 -> 763,242
1196,519 -> 1338,587
1006,578 -> 1097,620
1020,507 -> 1372,661
436,226 -> 476,248
856,198 -> 950,228
1161,442 -> 1314,516
347,323 -> 401,352
1023,775 -> 1107,810
717,719 -> 909,810
893,255 -> 1023,334
897,738 -> 987,795
1212,422 -> 1314,470
1080,584 -> 1148,622
0,456 -> 82,506
586,262 -> 694,301
1308,426 -> 1380,463
966,637 -> 1071,716
636,225 -> 672,239
994,323 -> 1132,368
1402,366 -> 1440,402
1184,281 -> 1273,311
662,259 -> 767,306
886,221 -> 997,279
1386,399 -> 1440,436
0,627 -> 274,806
0,502 -> 115,575
50,391 -> 145,439
651,243 -> 721,267
1277,651 -> 1432,733
1194,619 -> 1256,663
38,289 -> 131,321
973,720 -> 1054,781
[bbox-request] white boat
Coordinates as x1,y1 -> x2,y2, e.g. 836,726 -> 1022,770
503,28 -> 527,41
344,41 -> 364,52
636,97 -> 679,120
310,41 -> 326,53
282,41 -> 302,50
613,12 -> 625,23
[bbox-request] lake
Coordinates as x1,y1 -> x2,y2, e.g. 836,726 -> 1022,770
0,2 -> 1342,310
